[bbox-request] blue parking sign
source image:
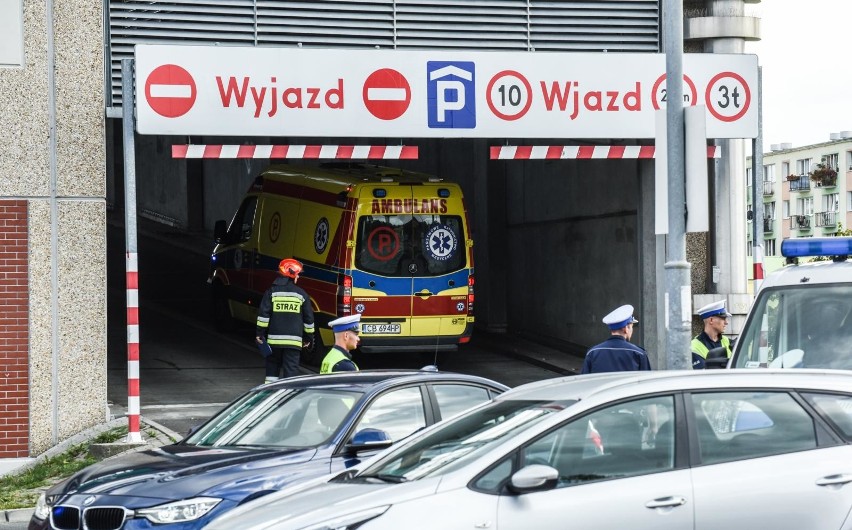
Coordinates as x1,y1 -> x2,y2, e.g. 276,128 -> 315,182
427,61 -> 475,129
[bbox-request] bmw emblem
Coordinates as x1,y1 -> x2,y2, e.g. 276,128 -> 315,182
83,496 -> 97,506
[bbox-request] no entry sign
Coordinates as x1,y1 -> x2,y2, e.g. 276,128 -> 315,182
144,64 -> 197,118
135,45 -> 758,139
362,68 -> 411,120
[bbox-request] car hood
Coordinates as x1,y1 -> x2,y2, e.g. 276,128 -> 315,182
206,476 -> 443,530
47,444 -> 323,502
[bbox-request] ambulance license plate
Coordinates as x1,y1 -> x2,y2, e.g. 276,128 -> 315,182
362,323 -> 401,334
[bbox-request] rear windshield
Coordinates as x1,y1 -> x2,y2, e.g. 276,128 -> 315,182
733,284 -> 852,369
355,214 -> 466,277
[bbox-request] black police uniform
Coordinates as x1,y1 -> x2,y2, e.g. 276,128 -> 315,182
581,336 -> 652,374
256,276 -> 315,380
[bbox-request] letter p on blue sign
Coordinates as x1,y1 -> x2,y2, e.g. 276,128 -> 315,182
427,61 -> 476,129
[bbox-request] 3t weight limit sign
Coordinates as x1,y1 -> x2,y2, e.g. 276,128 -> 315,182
486,70 -> 533,121
705,71 -> 751,123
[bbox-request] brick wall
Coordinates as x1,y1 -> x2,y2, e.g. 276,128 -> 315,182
0,200 -> 29,457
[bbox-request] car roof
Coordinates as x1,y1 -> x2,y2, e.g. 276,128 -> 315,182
498,369 -> 852,402
256,369 -> 509,394
759,259 -> 852,291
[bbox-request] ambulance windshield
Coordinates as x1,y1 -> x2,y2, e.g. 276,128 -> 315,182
355,215 -> 466,277
733,284 -> 852,369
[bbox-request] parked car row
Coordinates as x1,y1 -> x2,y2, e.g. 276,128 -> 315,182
28,369 -> 507,530
32,367 -> 852,530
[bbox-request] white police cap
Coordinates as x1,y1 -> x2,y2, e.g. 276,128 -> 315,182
329,314 -> 361,333
602,304 -> 639,330
696,300 -> 732,319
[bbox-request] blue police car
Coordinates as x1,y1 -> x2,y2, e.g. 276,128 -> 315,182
29,370 -> 507,530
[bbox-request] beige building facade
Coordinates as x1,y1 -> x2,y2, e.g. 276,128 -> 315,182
747,137 -> 852,275
0,1 -> 106,459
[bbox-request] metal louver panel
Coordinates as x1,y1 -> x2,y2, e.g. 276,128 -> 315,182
107,0 -> 660,107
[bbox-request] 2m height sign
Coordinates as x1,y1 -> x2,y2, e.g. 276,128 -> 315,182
135,45 -> 758,139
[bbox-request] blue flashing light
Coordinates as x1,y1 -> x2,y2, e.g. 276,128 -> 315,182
373,188 -> 387,198
780,237 -> 852,258
438,188 -> 450,198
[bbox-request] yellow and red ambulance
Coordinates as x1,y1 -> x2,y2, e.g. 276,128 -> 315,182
209,163 -> 475,357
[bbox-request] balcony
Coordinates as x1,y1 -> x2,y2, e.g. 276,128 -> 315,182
762,181 -> 774,195
815,211 -> 836,228
790,215 -> 811,230
788,175 -> 810,192
763,218 -> 773,232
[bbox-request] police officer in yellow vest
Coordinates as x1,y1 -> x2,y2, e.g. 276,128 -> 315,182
691,300 -> 733,369
320,314 -> 361,374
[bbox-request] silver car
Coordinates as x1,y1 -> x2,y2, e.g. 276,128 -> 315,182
206,370 -> 852,530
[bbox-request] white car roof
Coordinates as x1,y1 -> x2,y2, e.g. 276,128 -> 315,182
758,259 -> 852,291
497,369 -> 852,403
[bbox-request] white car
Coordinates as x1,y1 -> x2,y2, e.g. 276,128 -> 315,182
205,370 -> 852,530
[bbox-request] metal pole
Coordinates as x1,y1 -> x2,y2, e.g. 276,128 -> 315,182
663,0 -> 692,369
751,67 -> 764,294
122,58 -> 143,443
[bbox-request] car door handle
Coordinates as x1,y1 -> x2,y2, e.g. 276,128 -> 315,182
816,474 -> 852,487
645,496 -> 687,509
415,290 -> 434,298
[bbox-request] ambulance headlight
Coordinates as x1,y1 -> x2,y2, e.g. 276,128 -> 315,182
300,505 -> 390,530
136,497 -> 221,524
781,237 -> 852,258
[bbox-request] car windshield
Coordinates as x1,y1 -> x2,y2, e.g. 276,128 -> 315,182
355,214 -> 466,277
184,388 -> 363,448
351,399 -> 574,483
734,283 -> 852,369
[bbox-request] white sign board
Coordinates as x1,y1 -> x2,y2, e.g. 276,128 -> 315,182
135,45 -> 758,139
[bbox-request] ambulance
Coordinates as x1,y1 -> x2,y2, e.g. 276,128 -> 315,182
208,163 -> 475,358
724,237 -> 852,370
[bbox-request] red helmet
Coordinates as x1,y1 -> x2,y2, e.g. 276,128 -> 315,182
278,258 -> 303,279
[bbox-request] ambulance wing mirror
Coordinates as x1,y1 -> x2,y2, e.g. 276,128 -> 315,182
705,347 -> 729,369
214,220 -> 227,243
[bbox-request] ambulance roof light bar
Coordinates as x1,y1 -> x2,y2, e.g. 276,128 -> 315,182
780,237 -> 852,259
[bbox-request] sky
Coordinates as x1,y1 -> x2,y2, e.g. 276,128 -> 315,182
744,2 -> 852,148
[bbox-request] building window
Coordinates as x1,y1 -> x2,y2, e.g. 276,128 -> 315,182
824,153 -> 839,171
823,193 -> 839,212
765,239 -> 776,256
0,1 -> 24,67
848,192 -> 852,212
763,202 -> 775,219
796,197 -> 814,216
782,161 -> 790,176
746,167 -> 753,187
763,164 -> 775,182
796,158 -> 812,176
783,200 -> 790,219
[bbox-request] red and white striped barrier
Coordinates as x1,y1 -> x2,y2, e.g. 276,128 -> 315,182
126,252 -> 142,443
172,144 -> 419,160
490,145 -> 721,160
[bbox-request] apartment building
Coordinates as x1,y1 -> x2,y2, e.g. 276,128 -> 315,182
747,134 -> 852,273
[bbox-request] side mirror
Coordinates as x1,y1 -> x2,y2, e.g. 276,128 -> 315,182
214,220 -> 227,243
704,346 -> 729,369
507,465 -> 559,494
346,428 -> 393,454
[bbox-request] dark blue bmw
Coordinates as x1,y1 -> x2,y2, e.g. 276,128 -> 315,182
29,369 -> 507,530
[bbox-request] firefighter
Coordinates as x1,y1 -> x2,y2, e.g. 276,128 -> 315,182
256,258 -> 315,383
320,314 -> 361,374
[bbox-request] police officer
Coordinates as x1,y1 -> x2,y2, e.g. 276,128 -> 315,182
320,314 -> 361,374
256,258 -> 315,383
581,304 -> 651,374
691,300 -> 732,369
